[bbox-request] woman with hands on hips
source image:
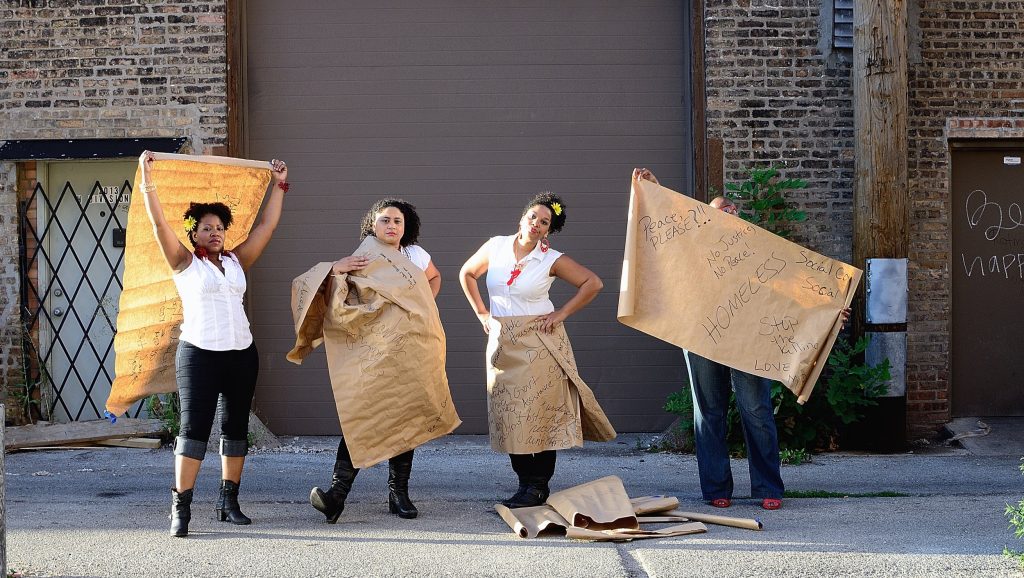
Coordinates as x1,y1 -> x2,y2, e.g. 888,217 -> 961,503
459,192 -> 615,509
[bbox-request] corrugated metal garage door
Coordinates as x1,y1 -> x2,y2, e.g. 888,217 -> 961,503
245,1 -> 694,434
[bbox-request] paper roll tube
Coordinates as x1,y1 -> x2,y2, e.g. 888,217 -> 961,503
630,495 -> 680,515
665,509 -> 763,531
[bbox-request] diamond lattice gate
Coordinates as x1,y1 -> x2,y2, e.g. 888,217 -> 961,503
18,161 -> 142,421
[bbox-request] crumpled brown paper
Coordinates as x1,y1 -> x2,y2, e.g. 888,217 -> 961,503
495,475 -> 716,542
287,236 -> 461,468
617,175 -> 862,403
486,315 -> 616,454
107,154 -> 272,415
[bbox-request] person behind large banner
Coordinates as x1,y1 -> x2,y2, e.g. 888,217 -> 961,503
137,151 -> 289,537
459,192 -> 617,509
299,199 -> 451,523
635,168 -> 848,511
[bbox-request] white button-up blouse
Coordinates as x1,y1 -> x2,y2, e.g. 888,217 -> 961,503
172,252 -> 253,351
485,234 -> 562,317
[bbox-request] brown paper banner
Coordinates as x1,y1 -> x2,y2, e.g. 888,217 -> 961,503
617,176 -> 863,403
287,236 -> 461,468
106,154 -> 272,415
545,475 -> 638,530
486,316 -> 616,454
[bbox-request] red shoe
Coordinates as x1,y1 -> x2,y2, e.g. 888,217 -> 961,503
762,498 -> 782,510
710,498 -> 731,508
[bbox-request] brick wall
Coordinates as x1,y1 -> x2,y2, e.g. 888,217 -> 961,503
703,0 -> 854,262
0,0 -> 228,417
0,164 -> 22,422
906,1 -> 1024,437
0,0 -> 228,147
705,0 -> 1024,438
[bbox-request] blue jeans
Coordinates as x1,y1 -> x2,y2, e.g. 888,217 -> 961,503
684,351 -> 783,500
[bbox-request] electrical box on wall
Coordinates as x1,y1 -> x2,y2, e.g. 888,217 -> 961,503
865,258 -> 908,324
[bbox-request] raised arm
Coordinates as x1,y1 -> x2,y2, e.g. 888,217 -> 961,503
539,255 -> 603,333
233,159 -> 288,270
138,151 -> 192,273
459,242 -> 491,334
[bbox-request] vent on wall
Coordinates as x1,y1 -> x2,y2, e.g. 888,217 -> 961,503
834,0 -> 854,49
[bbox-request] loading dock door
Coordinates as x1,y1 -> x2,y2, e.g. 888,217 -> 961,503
244,1 -> 694,434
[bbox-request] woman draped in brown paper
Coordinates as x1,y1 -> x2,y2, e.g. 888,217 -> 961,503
137,151 -> 288,537
307,198 -> 445,523
459,192 -> 616,509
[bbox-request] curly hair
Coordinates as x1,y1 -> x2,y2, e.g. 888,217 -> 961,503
522,191 -> 567,234
183,202 -> 233,247
359,198 -> 421,247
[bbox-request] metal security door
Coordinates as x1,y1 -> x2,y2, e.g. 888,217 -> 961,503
951,142 -> 1024,416
22,161 -> 139,421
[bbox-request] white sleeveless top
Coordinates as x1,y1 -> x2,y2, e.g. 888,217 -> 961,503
401,244 -> 431,271
485,234 -> 562,316
172,252 -> 253,351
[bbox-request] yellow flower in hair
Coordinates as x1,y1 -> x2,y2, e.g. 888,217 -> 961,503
551,202 -> 562,216
183,216 -> 197,233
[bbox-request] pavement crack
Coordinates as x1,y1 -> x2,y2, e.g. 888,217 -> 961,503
615,543 -> 651,578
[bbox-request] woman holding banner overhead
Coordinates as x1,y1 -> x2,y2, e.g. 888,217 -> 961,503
290,198 -> 458,524
459,192 -> 617,509
138,151 -> 288,537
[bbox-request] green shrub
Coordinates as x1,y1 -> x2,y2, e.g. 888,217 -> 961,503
724,164 -> 808,239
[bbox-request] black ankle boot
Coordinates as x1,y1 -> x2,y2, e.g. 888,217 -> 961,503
215,479 -> 252,525
387,450 -> 418,519
170,487 -> 193,537
311,438 -> 359,524
501,478 -> 549,509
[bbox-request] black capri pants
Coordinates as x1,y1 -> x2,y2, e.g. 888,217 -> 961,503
174,340 -> 259,460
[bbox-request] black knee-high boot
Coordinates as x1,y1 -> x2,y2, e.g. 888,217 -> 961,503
170,487 -> 193,537
310,437 -> 360,523
387,450 -> 418,519
216,479 -> 252,525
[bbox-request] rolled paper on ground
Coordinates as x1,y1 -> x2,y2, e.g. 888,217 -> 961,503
565,522 -> 707,542
630,495 -> 680,515
665,509 -> 763,531
495,504 -> 570,539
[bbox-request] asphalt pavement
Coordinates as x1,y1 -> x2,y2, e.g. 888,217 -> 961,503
4,434 -> 1023,577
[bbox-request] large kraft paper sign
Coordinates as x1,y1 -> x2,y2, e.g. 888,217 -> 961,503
288,236 -> 461,469
617,176 -> 862,402
486,315 -> 616,454
106,153 -> 272,415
